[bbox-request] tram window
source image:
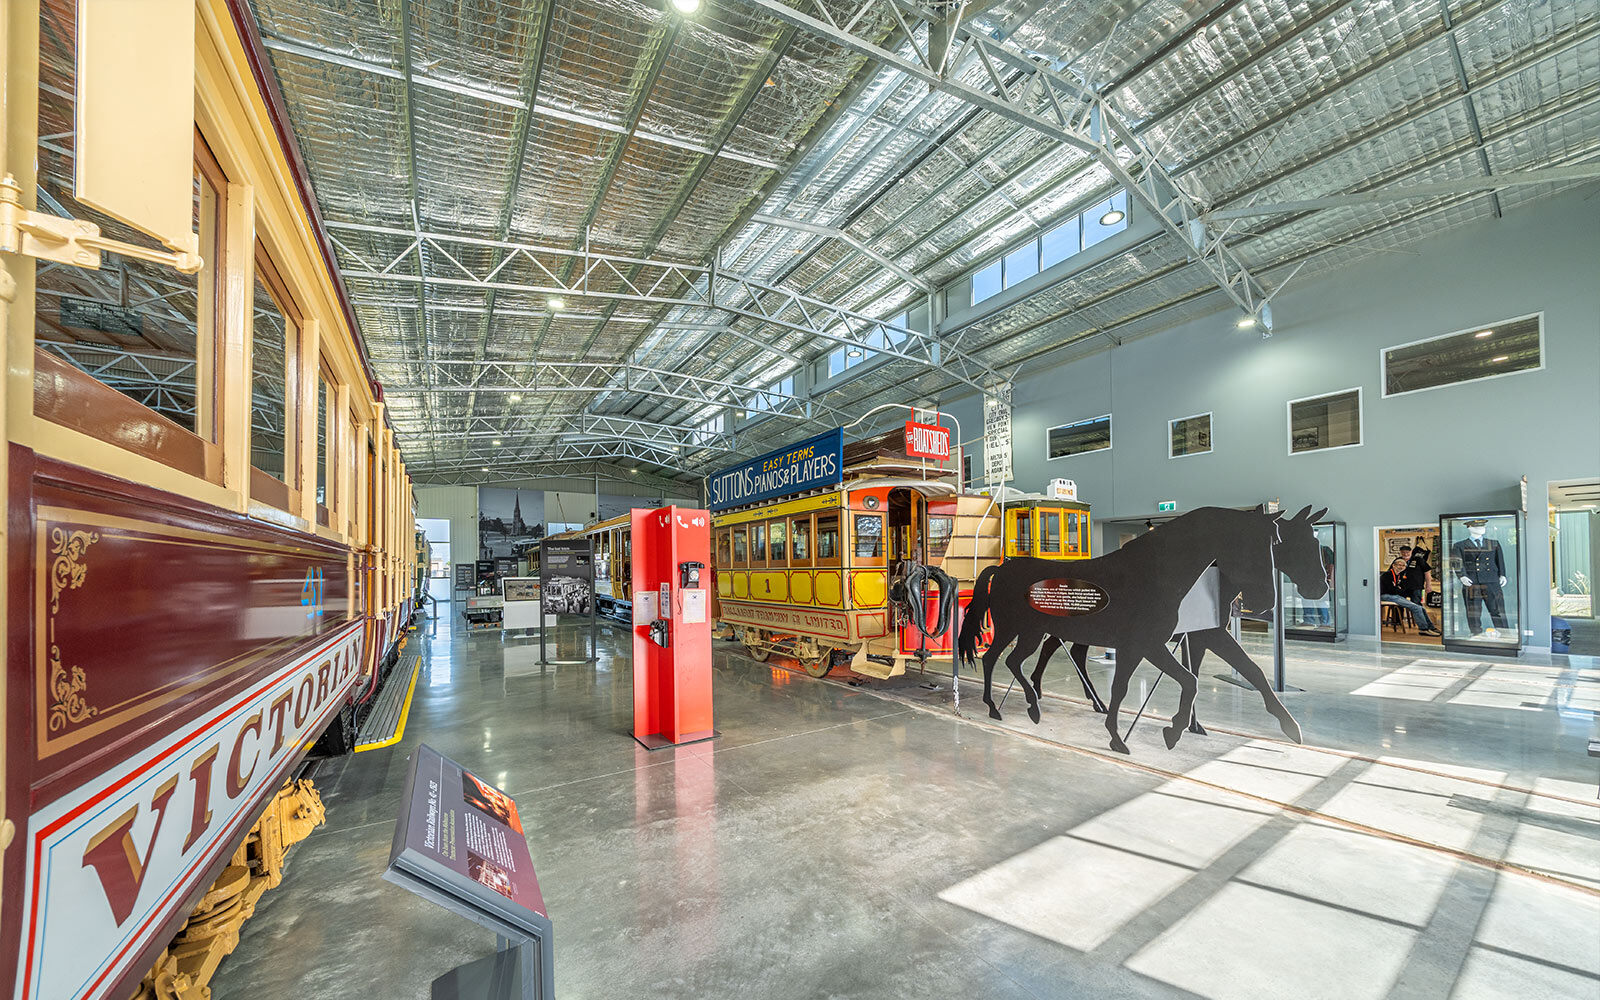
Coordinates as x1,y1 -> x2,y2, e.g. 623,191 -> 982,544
769,520 -> 787,564
1013,511 -> 1032,555
1041,511 -> 1062,554
732,527 -> 748,566
928,516 -> 954,560
751,522 -> 767,564
31,125 -> 227,476
1066,512 -> 1081,553
250,244 -> 300,497
816,514 -> 840,565
717,530 -> 732,567
790,517 -> 811,566
854,515 -> 884,560
315,367 -> 335,518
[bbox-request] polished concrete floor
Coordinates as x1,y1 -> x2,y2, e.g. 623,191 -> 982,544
212,615 -> 1600,999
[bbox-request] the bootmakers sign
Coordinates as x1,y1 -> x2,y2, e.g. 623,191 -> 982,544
903,420 -> 950,460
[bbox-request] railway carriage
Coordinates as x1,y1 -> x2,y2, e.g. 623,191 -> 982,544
0,3 -> 418,998
711,430 -> 1093,676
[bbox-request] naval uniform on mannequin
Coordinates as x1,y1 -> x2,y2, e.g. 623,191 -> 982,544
1450,520 -> 1508,636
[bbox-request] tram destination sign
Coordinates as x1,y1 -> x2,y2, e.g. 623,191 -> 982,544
707,428 -> 844,511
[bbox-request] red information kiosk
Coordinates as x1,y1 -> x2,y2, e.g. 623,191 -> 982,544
629,505 -> 715,748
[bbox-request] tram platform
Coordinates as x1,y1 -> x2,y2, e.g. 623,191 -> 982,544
213,617 -> 1598,1000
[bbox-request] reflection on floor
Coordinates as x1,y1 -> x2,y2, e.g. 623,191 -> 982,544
211,616 -> 1600,1000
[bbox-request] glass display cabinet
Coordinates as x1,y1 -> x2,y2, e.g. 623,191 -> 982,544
1440,510 -> 1523,656
1284,520 -> 1346,641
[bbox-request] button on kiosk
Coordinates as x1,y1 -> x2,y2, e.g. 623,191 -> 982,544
630,505 -> 716,748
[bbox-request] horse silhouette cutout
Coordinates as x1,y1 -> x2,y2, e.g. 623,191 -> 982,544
958,505 -> 1328,754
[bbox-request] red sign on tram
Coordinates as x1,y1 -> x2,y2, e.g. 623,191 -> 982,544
904,420 -> 951,460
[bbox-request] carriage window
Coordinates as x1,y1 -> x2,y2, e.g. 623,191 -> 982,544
717,530 -> 732,566
1011,511 -> 1032,556
816,514 -> 840,565
1040,511 -> 1061,554
769,520 -> 787,564
927,516 -> 954,560
854,515 -> 884,560
621,532 -> 632,580
751,522 -> 767,564
790,517 -> 811,566
732,526 -> 748,566
315,369 -> 333,511
31,123 -> 227,476
1066,512 -> 1081,554
251,245 -> 299,490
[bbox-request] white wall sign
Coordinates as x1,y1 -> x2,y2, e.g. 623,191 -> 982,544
984,384 -> 1013,485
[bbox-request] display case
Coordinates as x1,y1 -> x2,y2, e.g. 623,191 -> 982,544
1440,510 -> 1523,656
1284,520 -> 1347,641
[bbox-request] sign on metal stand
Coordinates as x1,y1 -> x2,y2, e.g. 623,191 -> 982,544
537,538 -> 596,665
385,743 -> 555,1000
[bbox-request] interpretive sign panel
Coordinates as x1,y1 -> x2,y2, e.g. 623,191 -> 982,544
984,385 -> 1012,484
706,428 -> 843,511
904,420 -> 951,460
538,539 -> 593,615
454,563 -> 477,590
387,743 -> 554,999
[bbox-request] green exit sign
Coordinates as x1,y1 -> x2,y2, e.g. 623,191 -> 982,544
1157,500 -> 1177,512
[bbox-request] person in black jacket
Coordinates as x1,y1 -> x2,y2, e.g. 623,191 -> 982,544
1381,557 -> 1440,634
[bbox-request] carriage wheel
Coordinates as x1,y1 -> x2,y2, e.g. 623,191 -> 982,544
801,646 -> 835,678
744,629 -> 771,662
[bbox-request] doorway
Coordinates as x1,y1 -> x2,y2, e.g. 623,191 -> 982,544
419,517 -> 452,604
1374,525 -> 1443,646
887,487 -> 926,580
1549,478 -> 1599,655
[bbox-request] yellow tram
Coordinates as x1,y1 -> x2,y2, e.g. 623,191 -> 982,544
710,430 -> 1092,676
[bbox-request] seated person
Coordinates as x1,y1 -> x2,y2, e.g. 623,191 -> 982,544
1381,557 -> 1440,635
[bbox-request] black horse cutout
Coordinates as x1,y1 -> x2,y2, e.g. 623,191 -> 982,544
958,505 -> 1328,754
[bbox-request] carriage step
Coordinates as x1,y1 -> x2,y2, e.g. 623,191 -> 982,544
355,652 -> 420,752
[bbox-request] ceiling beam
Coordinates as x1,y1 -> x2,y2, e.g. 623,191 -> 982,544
1201,166 -> 1600,222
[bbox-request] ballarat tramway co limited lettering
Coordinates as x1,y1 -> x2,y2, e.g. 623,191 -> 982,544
19,624 -> 365,1000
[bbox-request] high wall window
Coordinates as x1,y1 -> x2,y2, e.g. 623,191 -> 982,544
966,190 -> 1129,309
692,412 -> 725,446
251,244 -> 300,500
1169,412 -> 1212,458
1288,388 -> 1362,455
1382,314 -> 1543,397
1047,415 -> 1112,460
746,374 -> 795,413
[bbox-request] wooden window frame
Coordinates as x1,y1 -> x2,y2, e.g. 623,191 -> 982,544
716,529 -> 732,568
788,515 -> 812,568
314,359 -> 338,528
851,512 -> 885,567
249,240 -> 303,511
33,129 -> 228,482
768,518 -> 788,566
750,522 -> 767,566
815,512 -> 842,568
1040,510 -> 1062,554
731,526 -> 748,567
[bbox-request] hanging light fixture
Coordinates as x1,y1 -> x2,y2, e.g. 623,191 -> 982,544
1236,315 -> 1256,329
547,296 -> 565,311
847,347 -> 863,358
672,0 -> 699,12
1099,207 -> 1125,226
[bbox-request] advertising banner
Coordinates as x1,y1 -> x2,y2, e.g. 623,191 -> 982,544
17,623 -> 366,1000
984,384 -> 1013,485
538,539 -> 593,615
903,420 -> 951,460
706,428 -> 844,512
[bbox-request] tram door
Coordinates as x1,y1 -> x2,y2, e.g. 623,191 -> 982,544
887,488 -> 926,581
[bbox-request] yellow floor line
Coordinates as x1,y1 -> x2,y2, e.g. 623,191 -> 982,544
355,655 -> 421,752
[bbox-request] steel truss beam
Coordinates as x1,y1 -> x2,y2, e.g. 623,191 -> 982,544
410,459 -> 691,489
1201,165 -> 1600,222
408,438 -> 692,475
377,358 -> 848,422
731,0 -> 1275,325
389,411 -> 740,454
331,221 -> 1003,392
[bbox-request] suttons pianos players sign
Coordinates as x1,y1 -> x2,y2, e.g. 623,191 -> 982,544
706,428 -> 844,512
15,623 -> 366,1000
903,420 -> 950,461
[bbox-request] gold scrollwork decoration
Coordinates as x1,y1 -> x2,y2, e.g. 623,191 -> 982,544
48,645 -> 96,731
50,527 -> 99,615
46,527 -> 100,730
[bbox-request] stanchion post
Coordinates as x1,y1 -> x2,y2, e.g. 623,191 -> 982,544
1273,565 -> 1286,692
949,599 -> 961,713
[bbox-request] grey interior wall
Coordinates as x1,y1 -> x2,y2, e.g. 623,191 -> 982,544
414,485 -> 480,581
940,189 -> 1600,645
